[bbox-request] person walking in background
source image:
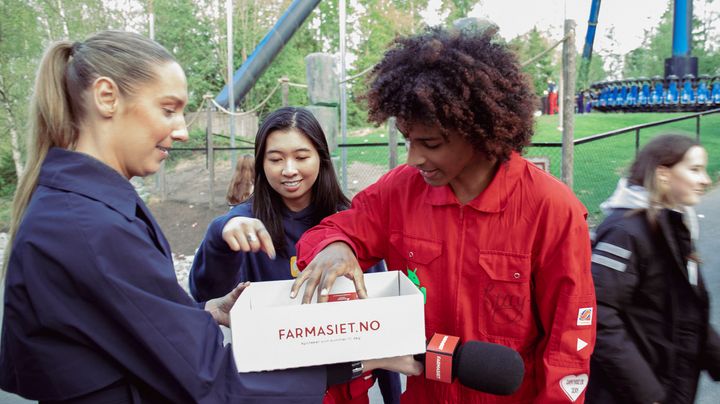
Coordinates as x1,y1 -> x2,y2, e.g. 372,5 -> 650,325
547,81 -> 559,115
587,134 -> 720,404
226,154 -> 255,206
291,27 -> 596,403
0,31 -> 419,403
190,106 -> 401,404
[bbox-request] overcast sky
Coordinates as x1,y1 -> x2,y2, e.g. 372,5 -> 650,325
421,0 -> 719,56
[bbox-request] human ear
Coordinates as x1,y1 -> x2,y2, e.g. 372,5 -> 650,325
91,76 -> 119,118
655,165 -> 671,187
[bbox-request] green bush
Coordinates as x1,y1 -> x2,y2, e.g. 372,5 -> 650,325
0,150 -> 18,231
0,150 -> 17,198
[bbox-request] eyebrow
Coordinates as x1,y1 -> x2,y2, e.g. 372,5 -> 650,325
161,95 -> 187,106
400,131 -> 442,141
266,147 -> 314,154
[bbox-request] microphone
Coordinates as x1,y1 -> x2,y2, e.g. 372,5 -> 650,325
414,333 -> 525,396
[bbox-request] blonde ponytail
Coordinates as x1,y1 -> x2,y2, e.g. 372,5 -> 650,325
2,30 -> 175,277
2,41 -> 75,277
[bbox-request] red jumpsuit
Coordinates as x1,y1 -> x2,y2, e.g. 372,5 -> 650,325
548,90 -> 559,115
297,153 -> 596,403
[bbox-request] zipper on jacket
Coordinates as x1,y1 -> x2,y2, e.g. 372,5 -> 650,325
455,205 -> 467,336
453,204 -> 468,403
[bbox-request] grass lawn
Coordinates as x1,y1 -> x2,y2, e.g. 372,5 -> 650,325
530,112 -> 720,224
337,111 -> 720,226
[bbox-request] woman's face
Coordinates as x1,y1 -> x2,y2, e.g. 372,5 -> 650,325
110,62 -> 189,178
262,128 -> 320,212
663,146 -> 711,207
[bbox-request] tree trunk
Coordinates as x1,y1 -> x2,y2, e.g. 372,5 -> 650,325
0,99 -> 24,179
56,0 -> 70,38
0,78 -> 25,179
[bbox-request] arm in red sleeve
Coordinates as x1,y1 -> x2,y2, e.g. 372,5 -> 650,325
531,197 -> 596,403
296,170 -> 396,271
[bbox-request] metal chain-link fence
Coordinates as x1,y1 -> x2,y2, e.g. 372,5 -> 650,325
152,110 -> 720,228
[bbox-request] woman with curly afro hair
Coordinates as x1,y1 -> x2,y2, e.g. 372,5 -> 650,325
293,26 -> 596,403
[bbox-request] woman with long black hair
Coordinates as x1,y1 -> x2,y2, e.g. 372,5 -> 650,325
190,106 -> 401,404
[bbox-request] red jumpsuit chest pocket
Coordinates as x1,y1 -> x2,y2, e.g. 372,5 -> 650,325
388,233 -> 443,269
475,253 -> 534,340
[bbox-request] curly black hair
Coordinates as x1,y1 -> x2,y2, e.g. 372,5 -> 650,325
363,27 -> 537,162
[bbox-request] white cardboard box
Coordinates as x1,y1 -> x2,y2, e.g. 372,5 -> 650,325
230,271 -> 426,372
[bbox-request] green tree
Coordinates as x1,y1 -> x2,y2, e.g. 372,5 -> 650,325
622,6 -> 672,79
577,51 -> 608,90
0,0 -> 117,191
441,0 -> 478,22
0,0 -> 45,184
154,0 -> 224,111
622,1 -> 720,78
339,0 -> 426,127
510,27 -> 560,97
691,0 -> 720,75
597,26 -> 624,79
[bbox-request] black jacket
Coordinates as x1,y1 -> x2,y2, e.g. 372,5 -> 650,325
587,208 -> 720,404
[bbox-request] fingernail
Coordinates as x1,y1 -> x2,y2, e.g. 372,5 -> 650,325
270,252 -> 276,260
320,288 -> 329,296
290,291 -> 296,298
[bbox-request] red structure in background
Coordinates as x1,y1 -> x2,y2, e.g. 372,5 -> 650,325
547,89 -> 558,115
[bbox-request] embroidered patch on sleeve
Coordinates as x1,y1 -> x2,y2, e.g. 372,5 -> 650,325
577,307 -> 593,326
559,328 -> 593,360
559,374 -> 588,402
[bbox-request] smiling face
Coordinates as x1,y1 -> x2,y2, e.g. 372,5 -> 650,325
263,128 -> 320,212
661,145 -> 711,207
399,121 -> 501,203
110,62 -> 188,178
400,121 -> 487,184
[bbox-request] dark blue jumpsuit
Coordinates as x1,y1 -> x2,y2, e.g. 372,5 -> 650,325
0,148 -> 327,403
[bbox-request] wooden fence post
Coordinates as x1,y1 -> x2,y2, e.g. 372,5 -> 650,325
561,19 -> 576,189
388,117 -> 398,169
206,96 -> 215,209
281,76 -> 289,107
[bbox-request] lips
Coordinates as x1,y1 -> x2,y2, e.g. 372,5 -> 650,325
419,168 -> 440,180
281,179 -> 302,190
156,145 -> 170,156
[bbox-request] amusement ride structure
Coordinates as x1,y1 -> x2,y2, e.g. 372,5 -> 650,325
582,0 -> 720,112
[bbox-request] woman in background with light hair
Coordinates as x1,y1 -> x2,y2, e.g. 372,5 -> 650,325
227,154 -> 255,206
588,134 -> 720,403
0,30 -> 419,403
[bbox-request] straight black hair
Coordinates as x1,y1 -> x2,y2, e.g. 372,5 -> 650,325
252,107 -> 349,256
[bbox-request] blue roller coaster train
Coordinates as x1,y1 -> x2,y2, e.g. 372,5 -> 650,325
581,0 -> 719,113
589,74 -> 720,112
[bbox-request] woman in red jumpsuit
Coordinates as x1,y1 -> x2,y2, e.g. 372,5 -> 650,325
291,27 -> 596,403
